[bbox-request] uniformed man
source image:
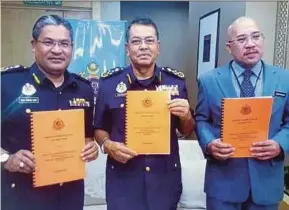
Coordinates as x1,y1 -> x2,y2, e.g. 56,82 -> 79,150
94,17 -> 195,210
1,15 -> 98,210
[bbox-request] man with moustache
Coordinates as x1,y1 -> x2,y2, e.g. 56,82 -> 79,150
1,15 -> 98,210
94,17 -> 195,210
195,16 -> 289,210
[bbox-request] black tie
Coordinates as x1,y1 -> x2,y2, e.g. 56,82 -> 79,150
240,70 -> 255,97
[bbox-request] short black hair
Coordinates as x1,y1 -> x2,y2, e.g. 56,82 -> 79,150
125,16 -> 159,42
32,15 -> 73,41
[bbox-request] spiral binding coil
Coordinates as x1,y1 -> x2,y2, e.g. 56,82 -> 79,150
220,98 -> 225,142
30,113 -> 36,187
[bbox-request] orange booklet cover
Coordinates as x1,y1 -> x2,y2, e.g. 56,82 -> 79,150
31,109 -> 85,187
221,97 -> 273,158
125,91 -> 170,154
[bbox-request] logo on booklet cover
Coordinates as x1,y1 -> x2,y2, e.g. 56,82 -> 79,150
142,97 -> 152,108
240,104 -> 252,115
53,118 -> 65,130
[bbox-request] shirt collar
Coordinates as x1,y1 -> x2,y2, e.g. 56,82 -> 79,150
30,62 -> 76,88
127,64 -> 161,85
232,60 -> 262,78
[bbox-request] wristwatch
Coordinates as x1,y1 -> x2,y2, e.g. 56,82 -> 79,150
100,137 -> 110,154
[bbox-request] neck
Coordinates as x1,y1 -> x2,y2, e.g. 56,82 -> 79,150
235,60 -> 259,70
37,64 -> 65,88
132,64 -> 155,80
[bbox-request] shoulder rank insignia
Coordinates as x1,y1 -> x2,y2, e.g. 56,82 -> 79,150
1,65 -> 27,74
161,67 -> 185,79
101,67 -> 123,78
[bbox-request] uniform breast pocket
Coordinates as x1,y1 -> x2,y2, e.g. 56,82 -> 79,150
109,101 -> 126,129
272,95 -> 286,114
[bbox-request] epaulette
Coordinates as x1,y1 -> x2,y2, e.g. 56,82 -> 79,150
161,67 -> 185,79
0,65 -> 28,74
101,67 -> 123,79
72,73 -> 91,85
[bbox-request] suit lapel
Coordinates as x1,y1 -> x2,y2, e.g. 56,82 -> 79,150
215,63 -> 238,98
262,63 -> 277,96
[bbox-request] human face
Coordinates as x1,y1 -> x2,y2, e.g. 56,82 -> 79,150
126,24 -> 160,68
226,20 -> 264,68
31,25 -> 73,77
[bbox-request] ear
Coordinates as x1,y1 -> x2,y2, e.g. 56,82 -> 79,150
225,42 -> 232,54
125,43 -> 130,57
31,39 -> 36,52
157,40 -> 160,55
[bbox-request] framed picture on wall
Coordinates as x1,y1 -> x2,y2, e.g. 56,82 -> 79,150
197,8 -> 220,80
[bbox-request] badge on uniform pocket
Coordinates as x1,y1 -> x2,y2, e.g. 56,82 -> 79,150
156,85 -> 179,96
69,98 -> 90,107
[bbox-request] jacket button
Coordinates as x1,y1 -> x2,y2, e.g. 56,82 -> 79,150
145,166 -> 150,172
26,109 -> 31,113
11,183 -> 16,188
60,183 -> 63,186
174,163 -> 178,167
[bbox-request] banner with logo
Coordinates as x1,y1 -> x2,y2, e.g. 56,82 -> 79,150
68,19 -> 127,100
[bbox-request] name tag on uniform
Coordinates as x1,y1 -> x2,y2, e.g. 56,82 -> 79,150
274,91 -> 286,97
18,97 -> 39,104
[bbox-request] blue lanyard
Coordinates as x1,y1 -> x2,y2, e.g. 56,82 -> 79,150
230,61 -> 263,97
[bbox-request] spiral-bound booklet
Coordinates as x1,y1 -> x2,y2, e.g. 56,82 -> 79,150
221,96 -> 273,158
30,109 -> 85,187
125,91 -> 170,154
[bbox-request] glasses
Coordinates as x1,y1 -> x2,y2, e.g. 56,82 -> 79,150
129,37 -> 158,46
228,33 -> 264,45
37,39 -> 73,49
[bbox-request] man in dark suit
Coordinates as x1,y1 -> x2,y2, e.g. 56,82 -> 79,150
195,16 -> 289,210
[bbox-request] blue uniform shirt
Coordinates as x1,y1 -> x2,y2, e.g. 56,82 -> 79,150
1,63 -> 94,210
94,65 -> 188,210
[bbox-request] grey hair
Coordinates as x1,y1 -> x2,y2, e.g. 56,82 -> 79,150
32,15 -> 73,41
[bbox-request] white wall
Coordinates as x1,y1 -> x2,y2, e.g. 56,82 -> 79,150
100,1 -> 120,21
287,30 -> 289,69
245,2 -> 277,65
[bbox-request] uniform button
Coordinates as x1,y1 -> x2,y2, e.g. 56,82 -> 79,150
26,109 -> 31,113
111,165 -> 114,169
11,183 -> 16,188
59,91 -> 62,95
174,163 -> 178,168
120,104 -> 124,108
144,89 -> 148,91
60,183 -> 63,186
145,166 -> 150,172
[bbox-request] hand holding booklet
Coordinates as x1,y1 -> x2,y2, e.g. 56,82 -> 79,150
30,109 -> 85,187
221,96 -> 273,158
